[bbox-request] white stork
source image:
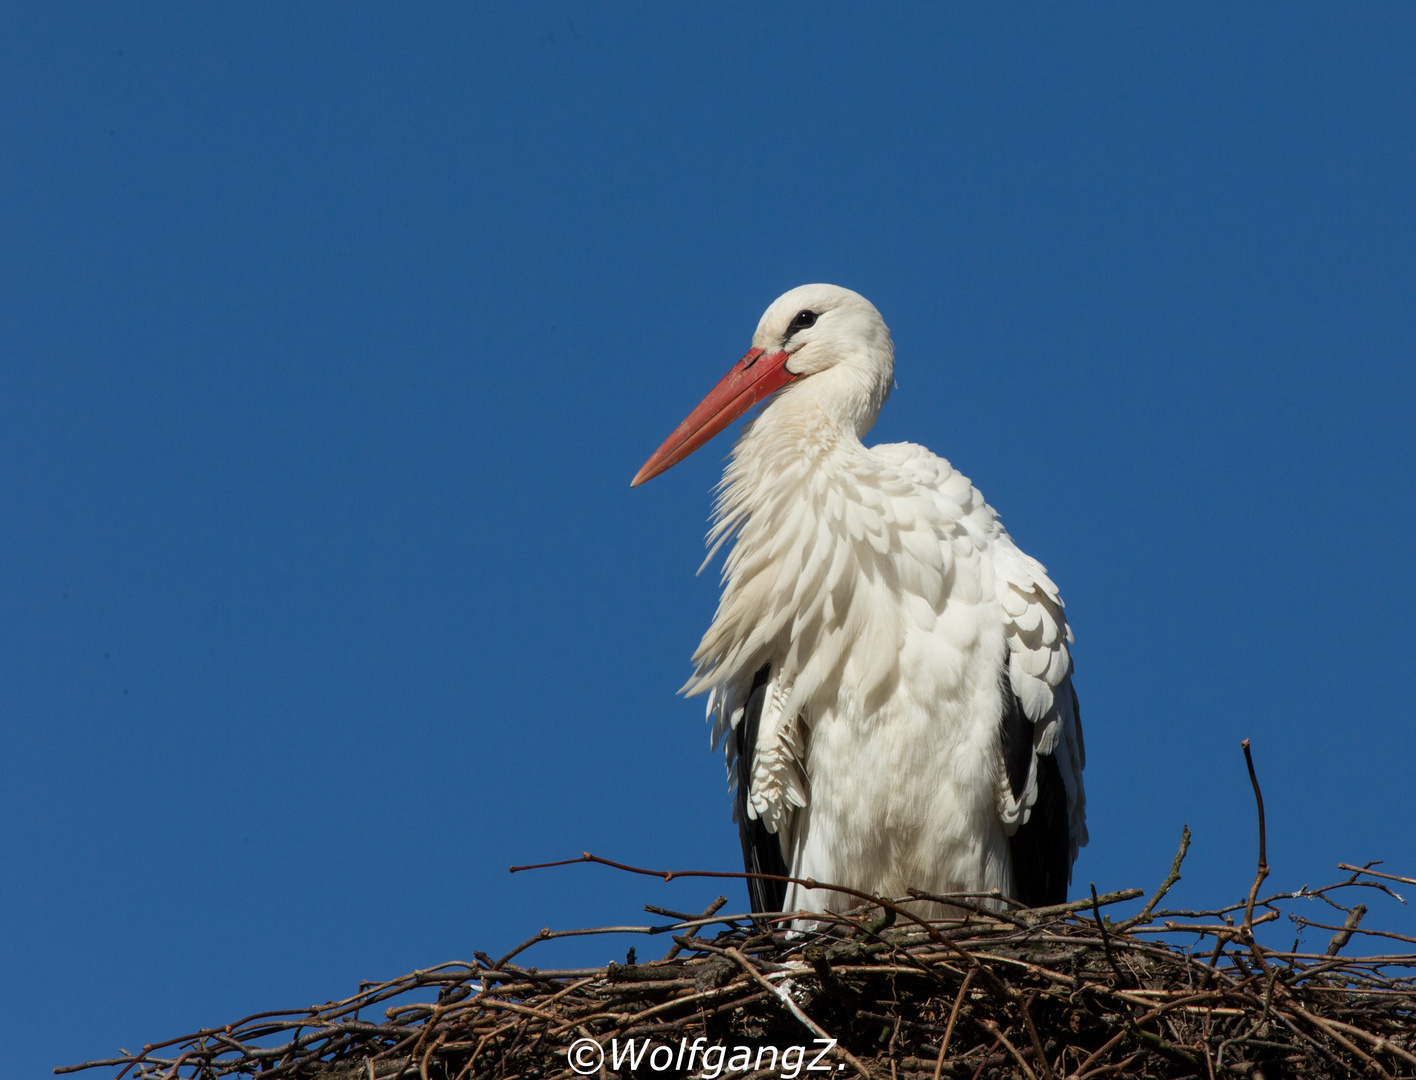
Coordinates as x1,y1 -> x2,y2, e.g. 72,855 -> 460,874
632,284 -> 1087,915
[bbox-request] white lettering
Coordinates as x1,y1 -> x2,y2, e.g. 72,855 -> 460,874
701,1044 -> 726,1078
610,1039 -> 842,1077
610,1038 -> 650,1070
686,1037 -> 707,1071
808,1038 -> 837,1071
782,1045 -> 806,1079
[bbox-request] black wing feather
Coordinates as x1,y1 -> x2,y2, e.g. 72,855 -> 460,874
1000,667 -> 1072,908
735,662 -> 790,913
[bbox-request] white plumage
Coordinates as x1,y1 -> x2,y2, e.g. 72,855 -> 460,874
634,284 -> 1087,915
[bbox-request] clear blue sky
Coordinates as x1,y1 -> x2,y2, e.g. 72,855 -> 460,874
3,5 -> 1414,1075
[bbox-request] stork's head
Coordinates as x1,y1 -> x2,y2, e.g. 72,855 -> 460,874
632,284 -> 894,487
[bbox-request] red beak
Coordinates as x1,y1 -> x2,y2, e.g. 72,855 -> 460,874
631,347 -> 797,487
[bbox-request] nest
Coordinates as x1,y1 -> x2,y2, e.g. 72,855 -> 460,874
60,848 -> 1416,1080
60,747 -> 1416,1080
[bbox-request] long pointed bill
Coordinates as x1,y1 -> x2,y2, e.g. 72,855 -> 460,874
631,347 -> 797,487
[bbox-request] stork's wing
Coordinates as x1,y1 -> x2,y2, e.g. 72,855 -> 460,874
867,440 -> 1088,901
1001,673 -> 1082,905
734,662 -> 790,913
994,542 -> 1088,903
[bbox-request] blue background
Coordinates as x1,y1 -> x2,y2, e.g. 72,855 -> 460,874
3,5 -> 1414,1076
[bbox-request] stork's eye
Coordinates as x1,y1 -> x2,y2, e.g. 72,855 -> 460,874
790,309 -> 818,333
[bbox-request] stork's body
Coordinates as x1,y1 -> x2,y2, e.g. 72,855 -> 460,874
634,285 -> 1087,915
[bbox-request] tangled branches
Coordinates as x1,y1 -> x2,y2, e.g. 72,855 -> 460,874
61,748 -> 1416,1080
59,853 -> 1416,1080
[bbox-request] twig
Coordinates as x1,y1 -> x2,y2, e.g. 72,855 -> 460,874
933,968 -> 976,1080
1241,739 -> 1270,934
1090,883 -> 1127,987
979,1020 -> 1039,1080
511,852 -> 944,941
722,947 -> 871,1079
1337,863 -> 1415,892
1118,824 -> 1190,931
1015,991 -> 1056,1080
1324,905 -> 1368,956
1296,914 -> 1416,949
1023,888 -> 1146,921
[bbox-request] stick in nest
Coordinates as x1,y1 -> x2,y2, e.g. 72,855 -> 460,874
1240,738 -> 1270,935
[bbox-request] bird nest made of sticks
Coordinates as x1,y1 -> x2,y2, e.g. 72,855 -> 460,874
61,840 -> 1416,1080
